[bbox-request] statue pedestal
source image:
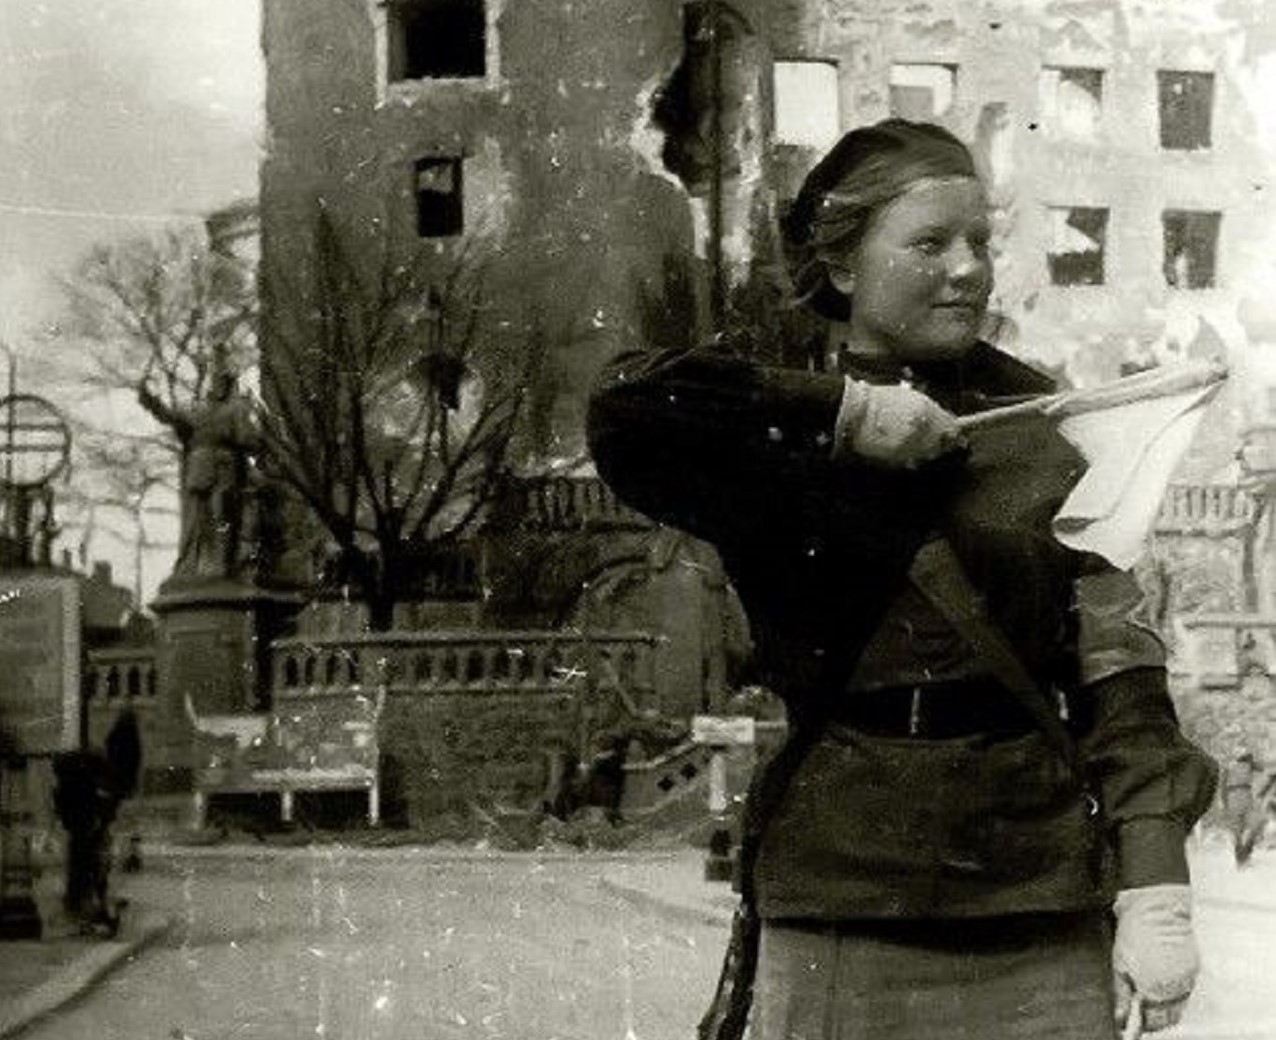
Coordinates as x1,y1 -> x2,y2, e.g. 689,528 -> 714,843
149,579 -> 302,789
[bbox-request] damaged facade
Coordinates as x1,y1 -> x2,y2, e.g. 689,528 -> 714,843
262,0 -> 1276,460
261,0 -> 699,460
258,0 -> 1276,815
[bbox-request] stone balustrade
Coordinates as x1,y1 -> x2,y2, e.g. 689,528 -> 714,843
1156,482 -> 1257,534
84,645 -> 158,705
271,629 -> 661,706
499,475 -> 647,531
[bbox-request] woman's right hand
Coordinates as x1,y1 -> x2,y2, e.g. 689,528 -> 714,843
833,378 -> 966,469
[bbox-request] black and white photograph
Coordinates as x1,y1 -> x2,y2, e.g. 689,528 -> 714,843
2,1 -> 1276,1037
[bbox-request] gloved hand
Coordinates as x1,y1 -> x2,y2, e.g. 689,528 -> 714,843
1112,883 -> 1199,1034
832,377 -> 965,468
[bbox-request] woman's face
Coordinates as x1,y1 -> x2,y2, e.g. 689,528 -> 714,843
827,176 -> 993,362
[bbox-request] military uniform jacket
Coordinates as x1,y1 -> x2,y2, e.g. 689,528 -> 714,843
587,341 -> 1217,920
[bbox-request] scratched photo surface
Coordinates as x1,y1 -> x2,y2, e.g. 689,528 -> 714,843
2,2 -> 1276,1038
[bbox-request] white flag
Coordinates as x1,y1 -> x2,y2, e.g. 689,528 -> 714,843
1051,377 -> 1221,568
958,359 -> 1228,569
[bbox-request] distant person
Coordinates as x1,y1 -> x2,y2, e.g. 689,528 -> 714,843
105,707 -> 142,799
53,750 -> 121,936
106,708 -> 143,872
1225,750 -> 1274,866
543,745 -> 581,821
581,734 -> 629,825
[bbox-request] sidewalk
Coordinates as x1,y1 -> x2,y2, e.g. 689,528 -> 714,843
0,890 -> 171,1039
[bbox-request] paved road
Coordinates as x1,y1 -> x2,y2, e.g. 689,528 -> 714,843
21,843 -> 1276,1040
22,851 -> 724,1040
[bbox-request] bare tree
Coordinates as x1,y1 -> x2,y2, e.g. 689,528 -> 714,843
60,428 -> 179,606
258,211 -> 538,630
49,216 -> 539,624
57,225 -> 256,426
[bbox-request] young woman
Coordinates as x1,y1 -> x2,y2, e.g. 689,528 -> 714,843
587,120 -> 1217,1039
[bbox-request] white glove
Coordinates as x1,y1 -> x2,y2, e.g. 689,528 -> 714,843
832,377 -> 965,469
1112,884 -> 1199,1034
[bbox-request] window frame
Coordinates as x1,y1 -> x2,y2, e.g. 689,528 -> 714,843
1162,208 -> 1222,290
376,0 -> 497,97
1157,70 -> 1215,151
1038,65 -> 1105,139
414,156 -> 465,239
771,58 -> 841,150
1045,205 -> 1110,287
887,62 -> 958,121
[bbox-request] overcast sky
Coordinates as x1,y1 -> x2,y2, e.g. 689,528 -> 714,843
0,0 -> 262,598
0,0 -> 263,350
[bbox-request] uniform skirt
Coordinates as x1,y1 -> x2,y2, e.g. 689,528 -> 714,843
749,912 -> 1117,1039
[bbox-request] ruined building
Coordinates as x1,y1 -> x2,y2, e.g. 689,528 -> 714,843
253,1 -> 1276,815
261,0 -> 1276,458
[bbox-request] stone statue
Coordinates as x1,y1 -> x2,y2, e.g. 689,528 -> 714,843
138,365 -> 260,581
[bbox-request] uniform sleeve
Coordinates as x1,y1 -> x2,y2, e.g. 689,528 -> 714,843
1073,569 -> 1219,888
585,345 -> 846,541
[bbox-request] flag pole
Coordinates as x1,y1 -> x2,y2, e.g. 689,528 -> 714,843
955,360 -> 1227,431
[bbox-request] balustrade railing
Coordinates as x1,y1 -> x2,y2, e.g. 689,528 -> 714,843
271,629 -> 661,707
84,645 -> 157,705
500,476 -> 647,531
1156,482 -> 1257,534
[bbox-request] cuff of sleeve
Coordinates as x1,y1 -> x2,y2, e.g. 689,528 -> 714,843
831,377 -> 867,461
1117,816 -> 1191,888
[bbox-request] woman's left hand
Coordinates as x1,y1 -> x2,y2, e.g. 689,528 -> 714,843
1111,884 -> 1199,1033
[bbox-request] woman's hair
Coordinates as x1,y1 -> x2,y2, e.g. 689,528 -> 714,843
783,119 -> 978,321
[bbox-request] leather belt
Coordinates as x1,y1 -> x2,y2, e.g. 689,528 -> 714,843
833,679 -> 1070,740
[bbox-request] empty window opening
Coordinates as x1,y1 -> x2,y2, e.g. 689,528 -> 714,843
1039,67 -> 1103,138
1047,207 -> 1108,286
415,157 -> 464,237
1163,210 -> 1220,289
889,63 -> 957,120
773,60 -> 840,149
1158,71 -> 1213,150
388,0 -> 486,82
